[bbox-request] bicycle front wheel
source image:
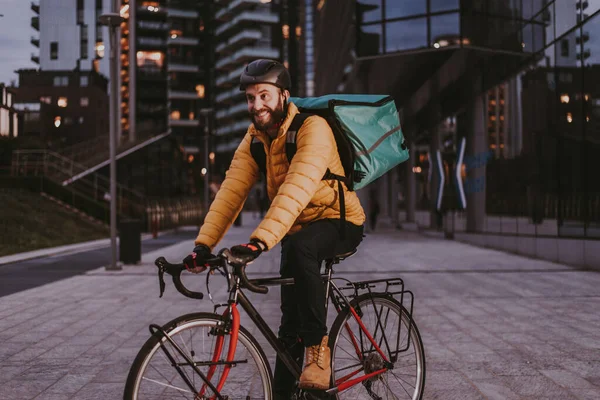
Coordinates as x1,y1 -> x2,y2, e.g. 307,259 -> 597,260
124,312 -> 273,400
329,293 -> 426,400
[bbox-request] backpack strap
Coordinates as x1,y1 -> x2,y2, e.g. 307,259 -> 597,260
285,112 -> 310,162
250,137 -> 267,177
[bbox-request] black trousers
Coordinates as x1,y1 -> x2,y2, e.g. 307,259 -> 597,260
273,219 -> 364,399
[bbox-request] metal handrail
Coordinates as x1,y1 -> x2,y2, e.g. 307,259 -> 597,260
11,150 -> 145,205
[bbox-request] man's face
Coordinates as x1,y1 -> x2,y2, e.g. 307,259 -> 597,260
245,83 -> 288,132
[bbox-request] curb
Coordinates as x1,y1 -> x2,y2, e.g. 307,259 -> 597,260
0,228 -> 180,266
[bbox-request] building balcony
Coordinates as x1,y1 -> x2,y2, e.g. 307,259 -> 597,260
31,16 -> 39,31
168,90 -> 199,100
169,118 -> 200,127
138,68 -> 166,81
215,11 -> 278,37
167,63 -> 199,73
167,36 -> 199,46
31,35 -> 39,48
216,30 -> 262,55
215,88 -> 244,104
166,8 -> 199,19
216,64 -> 246,88
216,101 -> 248,120
138,37 -> 167,47
216,139 -> 243,154
31,1 -> 39,14
138,4 -> 167,14
31,53 -> 39,64
214,120 -> 250,136
215,0 -> 263,21
216,46 -> 279,71
138,20 -> 170,30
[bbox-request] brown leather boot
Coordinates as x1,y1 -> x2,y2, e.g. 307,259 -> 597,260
298,336 -> 331,390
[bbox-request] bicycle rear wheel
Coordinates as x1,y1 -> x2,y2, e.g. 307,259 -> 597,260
329,293 -> 426,400
124,312 -> 273,399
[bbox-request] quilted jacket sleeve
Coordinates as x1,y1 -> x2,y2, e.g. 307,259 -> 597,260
195,133 -> 259,250
250,116 -> 333,249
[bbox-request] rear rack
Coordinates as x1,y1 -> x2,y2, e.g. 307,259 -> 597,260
334,277 -> 415,359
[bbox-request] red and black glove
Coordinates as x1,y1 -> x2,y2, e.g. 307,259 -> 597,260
183,244 -> 214,273
230,239 -> 266,263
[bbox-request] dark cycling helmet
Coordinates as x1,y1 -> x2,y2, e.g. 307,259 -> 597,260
239,59 -> 291,91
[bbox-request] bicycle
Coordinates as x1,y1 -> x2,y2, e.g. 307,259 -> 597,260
124,247 -> 426,399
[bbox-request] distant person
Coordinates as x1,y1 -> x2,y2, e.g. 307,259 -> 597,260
182,59 -> 365,397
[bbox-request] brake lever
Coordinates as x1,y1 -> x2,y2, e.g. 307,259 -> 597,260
158,263 -> 166,298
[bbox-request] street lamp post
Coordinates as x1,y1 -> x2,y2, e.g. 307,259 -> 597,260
199,108 -> 214,218
99,11 -> 124,271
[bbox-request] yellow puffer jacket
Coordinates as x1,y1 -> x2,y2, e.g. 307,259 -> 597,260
195,102 -> 365,250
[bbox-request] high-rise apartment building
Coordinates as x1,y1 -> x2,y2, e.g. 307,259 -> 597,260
119,0 -> 213,149
212,0 -> 306,170
30,0 -> 113,78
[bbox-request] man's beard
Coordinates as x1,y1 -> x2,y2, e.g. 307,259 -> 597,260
251,98 -> 286,132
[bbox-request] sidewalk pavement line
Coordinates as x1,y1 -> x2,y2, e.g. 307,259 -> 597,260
0,228 -> 185,266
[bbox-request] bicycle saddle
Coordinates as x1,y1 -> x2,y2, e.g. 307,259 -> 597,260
329,248 -> 357,263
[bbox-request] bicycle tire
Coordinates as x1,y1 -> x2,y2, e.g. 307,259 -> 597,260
328,293 -> 426,400
124,312 -> 273,399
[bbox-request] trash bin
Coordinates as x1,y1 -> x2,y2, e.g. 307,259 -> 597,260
119,219 -> 141,264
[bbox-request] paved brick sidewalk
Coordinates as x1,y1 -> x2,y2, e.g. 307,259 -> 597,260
1,223 -> 599,399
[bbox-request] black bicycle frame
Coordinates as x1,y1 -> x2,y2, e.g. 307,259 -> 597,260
149,259 -> 397,398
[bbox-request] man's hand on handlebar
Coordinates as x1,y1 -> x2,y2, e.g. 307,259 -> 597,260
230,239 -> 267,264
183,244 -> 214,274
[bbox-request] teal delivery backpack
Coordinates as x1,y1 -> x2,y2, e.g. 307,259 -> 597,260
250,94 -> 409,234
288,94 -> 409,191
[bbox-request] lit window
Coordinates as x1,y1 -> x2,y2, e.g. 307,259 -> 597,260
170,29 -> 182,39
57,97 -> 68,107
54,116 -> 61,127
171,110 -> 180,120
586,115 -> 590,122
584,94 -> 590,101
189,112 -> 195,120
196,84 -> 205,98
296,26 -> 302,37
80,97 -> 89,107
95,42 -> 105,58
282,25 -> 289,39
560,94 -> 570,104
40,96 -> 51,104
566,112 -> 573,123
136,51 -> 164,68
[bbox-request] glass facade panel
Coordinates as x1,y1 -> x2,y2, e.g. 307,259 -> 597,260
430,0 -> 459,13
430,13 -> 460,47
384,0 -> 426,20
386,18 -> 427,53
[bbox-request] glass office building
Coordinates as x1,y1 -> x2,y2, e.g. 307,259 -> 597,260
314,0 -> 600,241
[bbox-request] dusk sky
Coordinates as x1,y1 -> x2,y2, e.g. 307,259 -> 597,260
0,0 -> 36,85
